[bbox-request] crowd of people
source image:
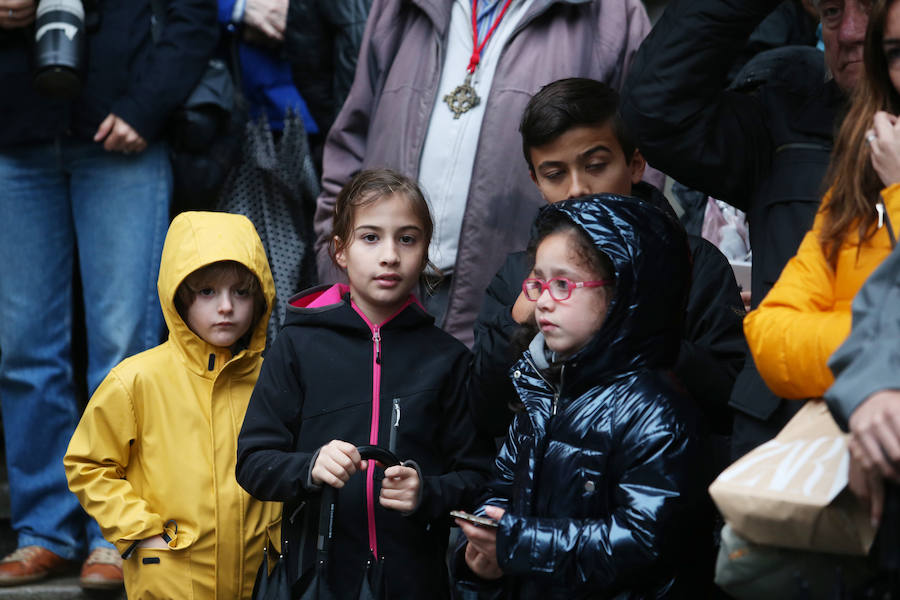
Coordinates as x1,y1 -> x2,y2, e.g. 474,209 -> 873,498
1,0 -> 900,598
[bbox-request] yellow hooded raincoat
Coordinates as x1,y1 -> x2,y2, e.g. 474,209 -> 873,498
65,211 -> 280,599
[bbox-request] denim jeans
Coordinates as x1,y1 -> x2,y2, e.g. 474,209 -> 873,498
0,138 -> 171,559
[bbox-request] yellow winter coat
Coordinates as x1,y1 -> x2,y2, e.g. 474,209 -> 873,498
745,183 -> 900,399
64,211 -> 280,599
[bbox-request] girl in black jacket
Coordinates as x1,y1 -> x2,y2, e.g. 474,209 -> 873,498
236,169 -> 494,599
456,197 -> 707,599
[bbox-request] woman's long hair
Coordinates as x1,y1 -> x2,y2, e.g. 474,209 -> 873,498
821,0 -> 900,265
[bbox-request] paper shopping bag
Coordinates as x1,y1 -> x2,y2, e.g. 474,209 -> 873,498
709,400 -> 876,555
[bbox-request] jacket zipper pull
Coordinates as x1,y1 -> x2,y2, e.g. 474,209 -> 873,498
389,399 -> 400,454
552,364 -> 565,416
207,353 -> 215,371
373,328 -> 381,364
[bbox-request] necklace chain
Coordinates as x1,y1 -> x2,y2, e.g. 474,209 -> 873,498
444,0 -> 515,119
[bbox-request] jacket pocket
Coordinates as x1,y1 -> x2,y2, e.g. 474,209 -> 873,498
386,390 -> 440,460
123,547 -> 193,600
574,464 -> 607,517
267,514 -> 283,555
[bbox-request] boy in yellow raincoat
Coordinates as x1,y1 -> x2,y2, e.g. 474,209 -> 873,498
64,211 -> 281,599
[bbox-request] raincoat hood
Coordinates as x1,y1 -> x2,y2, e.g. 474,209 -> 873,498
533,195 -> 691,390
158,211 -> 276,373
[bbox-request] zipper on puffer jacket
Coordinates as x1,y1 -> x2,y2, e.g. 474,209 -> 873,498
524,356 -> 563,416
553,366 -> 566,416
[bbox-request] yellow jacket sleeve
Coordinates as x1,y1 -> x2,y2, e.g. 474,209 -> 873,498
745,183 -> 900,399
64,370 -> 164,552
743,217 -> 849,399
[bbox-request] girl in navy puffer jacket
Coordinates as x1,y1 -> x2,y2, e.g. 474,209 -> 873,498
456,196 -> 708,599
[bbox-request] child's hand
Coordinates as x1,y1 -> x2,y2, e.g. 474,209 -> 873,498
379,465 -> 420,512
465,543 -> 503,580
137,535 -> 169,549
311,440 -> 365,487
511,290 -> 535,324
458,505 -> 505,580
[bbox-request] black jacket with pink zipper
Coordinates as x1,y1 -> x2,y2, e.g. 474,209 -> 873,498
236,283 -> 495,599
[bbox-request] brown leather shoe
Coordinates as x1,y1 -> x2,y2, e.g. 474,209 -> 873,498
0,545 -> 76,586
80,547 -> 124,590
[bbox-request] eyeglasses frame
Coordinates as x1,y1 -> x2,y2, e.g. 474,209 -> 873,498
521,276 -> 614,302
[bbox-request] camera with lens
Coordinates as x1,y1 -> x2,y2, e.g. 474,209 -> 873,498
32,0 -> 98,99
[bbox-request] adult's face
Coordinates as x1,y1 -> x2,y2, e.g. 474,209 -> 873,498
819,0 -> 871,92
885,0 -> 900,96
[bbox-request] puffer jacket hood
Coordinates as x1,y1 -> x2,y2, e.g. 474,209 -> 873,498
536,196 -> 691,392
158,211 -> 276,373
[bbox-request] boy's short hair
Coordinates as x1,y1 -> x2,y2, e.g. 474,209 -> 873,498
519,78 -> 637,172
175,261 -> 267,334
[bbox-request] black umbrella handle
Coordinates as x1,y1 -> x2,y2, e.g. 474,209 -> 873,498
315,446 -> 401,570
356,445 -> 400,467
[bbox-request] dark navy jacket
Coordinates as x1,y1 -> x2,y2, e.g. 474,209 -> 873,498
459,198 -> 707,599
0,0 -> 216,148
621,0 -> 846,456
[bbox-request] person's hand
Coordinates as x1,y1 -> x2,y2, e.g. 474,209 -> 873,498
311,440 -> 365,487
868,111 -> 900,187
243,0 -> 287,42
458,505 -> 505,580
849,450 -> 885,528
511,290 -> 534,325
848,390 -> 900,481
94,114 -> 147,154
740,291 -> 752,313
137,535 -> 169,549
0,0 -> 35,29
379,465 -> 419,512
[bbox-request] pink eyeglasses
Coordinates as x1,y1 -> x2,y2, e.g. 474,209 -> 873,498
522,277 -> 613,302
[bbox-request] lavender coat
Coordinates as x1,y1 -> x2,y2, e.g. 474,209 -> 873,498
313,0 -> 651,346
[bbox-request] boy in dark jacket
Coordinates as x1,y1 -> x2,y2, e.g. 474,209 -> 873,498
457,197 -> 707,598
472,78 -> 745,448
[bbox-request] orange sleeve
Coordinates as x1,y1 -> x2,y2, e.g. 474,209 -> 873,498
743,199 -> 849,399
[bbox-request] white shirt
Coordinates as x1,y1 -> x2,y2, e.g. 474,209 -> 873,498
418,0 -> 532,273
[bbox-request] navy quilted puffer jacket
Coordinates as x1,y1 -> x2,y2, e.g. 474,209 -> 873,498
465,196 -> 708,599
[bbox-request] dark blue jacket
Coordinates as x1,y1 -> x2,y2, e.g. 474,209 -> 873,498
0,0 -> 217,148
216,0 -> 318,133
459,197 -> 707,599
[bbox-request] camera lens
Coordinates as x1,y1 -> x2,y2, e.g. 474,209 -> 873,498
33,0 -> 85,99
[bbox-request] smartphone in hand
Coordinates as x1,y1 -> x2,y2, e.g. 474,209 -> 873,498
451,510 -> 499,529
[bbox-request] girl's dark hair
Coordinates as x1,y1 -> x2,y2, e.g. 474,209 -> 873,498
330,169 -> 436,274
175,260 -> 267,339
519,78 -> 636,172
527,212 -> 616,289
820,0 -> 900,265
510,212 -> 616,370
